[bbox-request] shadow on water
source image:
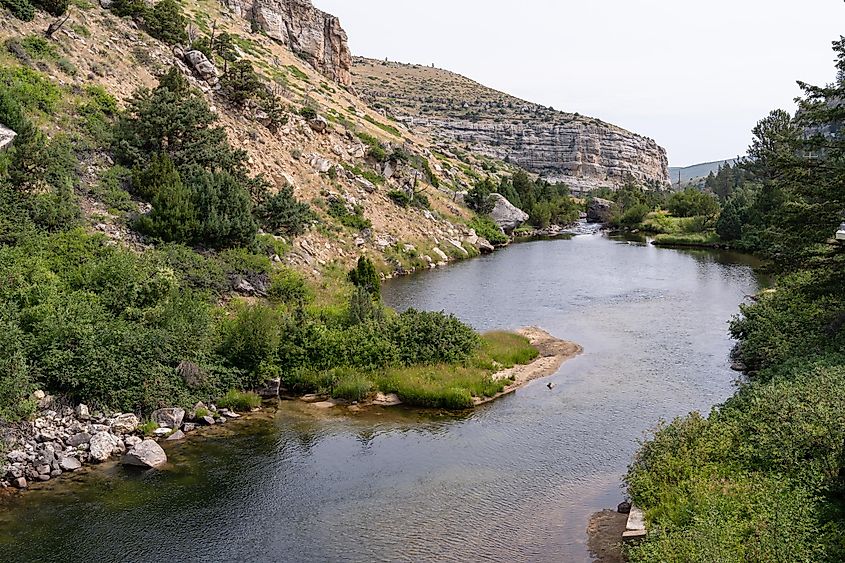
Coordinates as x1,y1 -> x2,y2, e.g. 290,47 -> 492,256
0,233 -> 767,563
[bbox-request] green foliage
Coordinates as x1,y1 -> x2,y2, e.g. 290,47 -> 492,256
16,35 -> 58,60
355,131 -> 387,162
327,198 -> 371,230
332,370 -> 375,402
465,180 -> 495,214
387,189 -> 411,207
219,303 -> 282,384
665,188 -> 720,219
221,60 -> 264,107
1,0 -> 35,20
619,203 -> 650,227
144,0 -> 188,45
0,66 -> 61,114
268,268 -> 312,306
386,308 -> 480,366
348,256 -> 380,298
468,215 -> 508,245
0,313 -> 36,422
33,0 -> 67,16
299,106 -> 317,120
217,389 -> 261,411
109,0 -> 145,17
255,185 -> 313,237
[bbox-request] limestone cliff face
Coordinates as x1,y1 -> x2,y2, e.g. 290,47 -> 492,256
409,117 -> 670,192
353,59 -> 670,191
225,0 -> 352,86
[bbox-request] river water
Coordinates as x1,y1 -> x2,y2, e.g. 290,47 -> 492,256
0,233 -> 766,562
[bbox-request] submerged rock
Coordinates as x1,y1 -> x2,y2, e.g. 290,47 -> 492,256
122,440 -> 167,469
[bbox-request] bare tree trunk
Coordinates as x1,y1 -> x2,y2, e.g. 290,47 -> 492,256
45,12 -> 71,39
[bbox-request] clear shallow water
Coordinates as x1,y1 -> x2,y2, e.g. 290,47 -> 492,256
0,234 -> 766,562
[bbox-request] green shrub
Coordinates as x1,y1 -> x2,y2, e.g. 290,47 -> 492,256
256,185 -> 313,237
387,309 -> 479,366
1,0 -> 35,21
618,203 -> 650,227
387,190 -> 411,207
299,106 -> 317,120
348,256 -> 380,298
268,268 -> 313,305
218,304 -> 282,380
468,215 -> 508,245
666,188 -> 720,218
355,131 -> 387,162
144,0 -> 187,45
217,389 -> 261,411
34,0 -> 68,15
0,314 -> 36,422
17,35 -> 58,60
221,60 -> 264,106
465,180 -> 495,214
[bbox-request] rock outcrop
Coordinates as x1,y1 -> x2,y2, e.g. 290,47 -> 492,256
352,58 -> 671,192
225,0 -> 352,86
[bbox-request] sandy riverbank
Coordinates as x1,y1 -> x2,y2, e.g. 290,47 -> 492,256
473,327 -> 583,406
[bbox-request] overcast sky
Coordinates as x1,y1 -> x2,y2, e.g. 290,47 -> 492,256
316,0 -> 844,167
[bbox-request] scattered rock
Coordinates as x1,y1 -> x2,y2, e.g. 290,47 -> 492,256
151,408 -> 185,430
201,416 -> 216,426
372,393 -> 402,407
74,404 -> 90,420
110,414 -> 139,434
58,456 -> 82,472
165,430 -> 185,441
12,477 -> 27,489
153,427 -> 172,437
89,432 -> 116,463
124,436 -> 142,448
67,432 -> 91,447
122,439 -> 167,469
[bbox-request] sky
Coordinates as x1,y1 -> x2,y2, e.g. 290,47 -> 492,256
315,0 -> 845,167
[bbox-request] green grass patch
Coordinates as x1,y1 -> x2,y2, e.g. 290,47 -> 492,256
286,64 -> 309,81
652,231 -> 721,247
217,390 -> 262,411
342,162 -> 385,186
364,114 -> 402,137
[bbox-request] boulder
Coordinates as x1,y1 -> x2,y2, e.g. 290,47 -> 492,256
110,413 -> 139,434
67,432 -> 92,447
475,238 -> 495,254
58,455 -> 81,472
201,416 -> 216,426
587,197 -> 614,223
124,436 -> 142,448
165,430 -> 185,441
184,50 -> 219,86
0,123 -> 17,152
89,432 -> 116,463
75,404 -> 90,420
489,193 -> 529,233
151,408 -> 185,430
617,501 -> 632,514
122,439 -> 167,469
256,378 -> 281,399
308,116 -> 329,133
12,477 -> 27,489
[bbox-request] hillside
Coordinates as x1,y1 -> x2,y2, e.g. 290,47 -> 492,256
0,0 -> 523,280
669,158 -> 736,187
353,58 -> 671,193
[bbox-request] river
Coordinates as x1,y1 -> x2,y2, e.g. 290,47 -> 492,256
0,233 -> 766,562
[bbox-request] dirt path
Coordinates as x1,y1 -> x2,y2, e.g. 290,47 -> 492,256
473,327 -> 583,406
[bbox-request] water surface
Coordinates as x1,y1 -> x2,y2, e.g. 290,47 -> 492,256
0,234 -> 766,562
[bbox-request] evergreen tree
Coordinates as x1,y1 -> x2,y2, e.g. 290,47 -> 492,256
348,256 -> 380,299
145,0 -> 188,45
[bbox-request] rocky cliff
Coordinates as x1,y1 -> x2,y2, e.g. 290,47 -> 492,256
353,59 -> 670,192
224,0 -> 352,86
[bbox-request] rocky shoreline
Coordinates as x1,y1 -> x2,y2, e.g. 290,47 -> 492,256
0,394 -> 244,492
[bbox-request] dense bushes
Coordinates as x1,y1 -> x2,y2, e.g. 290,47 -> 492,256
468,215 -> 508,245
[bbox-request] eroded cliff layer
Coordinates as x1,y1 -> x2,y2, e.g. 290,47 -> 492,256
353,58 -> 670,191
225,0 -> 352,86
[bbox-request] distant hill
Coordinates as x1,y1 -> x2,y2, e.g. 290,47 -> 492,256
669,159 -> 737,187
